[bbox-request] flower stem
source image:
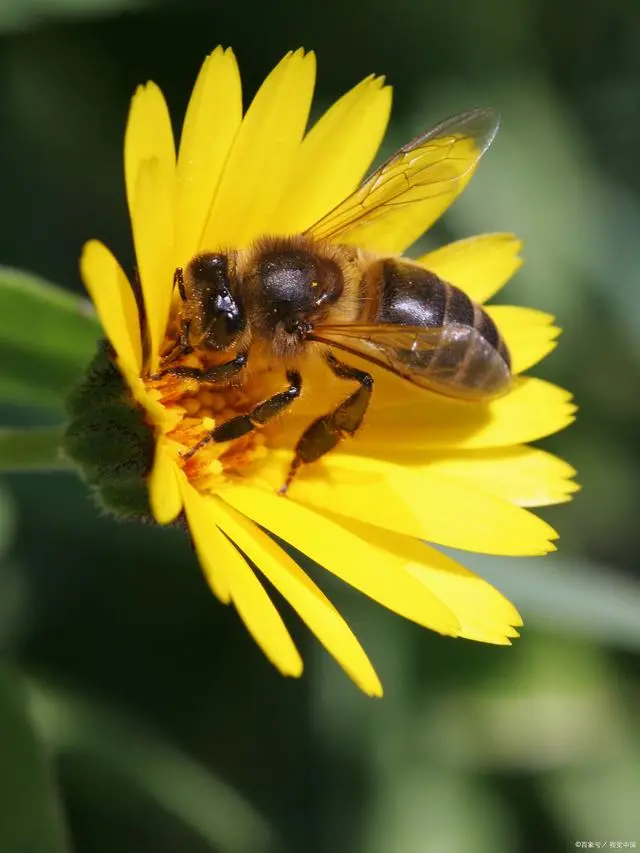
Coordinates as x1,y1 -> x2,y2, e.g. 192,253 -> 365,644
0,426 -> 72,472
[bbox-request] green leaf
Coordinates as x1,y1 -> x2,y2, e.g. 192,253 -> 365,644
363,768 -> 513,853
0,426 -> 71,471
0,664 -> 71,853
0,267 -> 100,410
457,551 -> 640,650
29,681 -> 275,853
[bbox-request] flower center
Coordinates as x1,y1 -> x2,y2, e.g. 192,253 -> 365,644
145,347 -> 278,493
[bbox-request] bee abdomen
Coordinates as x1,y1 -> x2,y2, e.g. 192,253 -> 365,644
366,258 -> 511,398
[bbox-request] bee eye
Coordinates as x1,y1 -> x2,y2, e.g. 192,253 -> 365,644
190,253 -> 226,279
186,253 -> 246,350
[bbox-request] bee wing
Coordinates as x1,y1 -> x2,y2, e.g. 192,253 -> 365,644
313,322 -> 510,400
305,108 -> 499,251
310,322 -> 468,393
315,322 -> 445,352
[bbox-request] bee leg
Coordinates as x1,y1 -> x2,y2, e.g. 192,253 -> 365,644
280,353 -> 372,494
152,269 -> 194,370
182,370 -> 302,461
157,352 -> 248,382
153,269 -> 193,368
157,319 -> 194,368
175,266 -> 186,301
177,318 -> 193,354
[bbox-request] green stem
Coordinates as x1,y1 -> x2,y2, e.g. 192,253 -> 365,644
0,426 -> 72,472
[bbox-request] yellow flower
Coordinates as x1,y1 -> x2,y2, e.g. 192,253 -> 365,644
78,47 -> 577,696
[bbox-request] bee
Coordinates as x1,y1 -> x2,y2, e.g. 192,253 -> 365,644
161,108 -> 511,492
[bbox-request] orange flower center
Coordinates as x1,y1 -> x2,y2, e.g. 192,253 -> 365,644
145,344 -> 278,492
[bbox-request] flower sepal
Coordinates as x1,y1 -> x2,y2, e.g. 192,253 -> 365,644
63,343 -> 155,520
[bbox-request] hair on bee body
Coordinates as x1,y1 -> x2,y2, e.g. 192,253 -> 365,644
234,234 -> 364,355
159,107 -> 512,490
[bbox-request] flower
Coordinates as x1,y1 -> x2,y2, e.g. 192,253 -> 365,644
77,47 -> 577,696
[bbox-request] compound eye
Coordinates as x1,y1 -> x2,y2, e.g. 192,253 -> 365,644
188,253 -> 227,282
186,253 -> 246,350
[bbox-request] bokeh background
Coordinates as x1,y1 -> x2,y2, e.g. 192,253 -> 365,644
1,1 -> 639,851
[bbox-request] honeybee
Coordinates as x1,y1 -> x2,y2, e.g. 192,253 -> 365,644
161,108 -> 511,492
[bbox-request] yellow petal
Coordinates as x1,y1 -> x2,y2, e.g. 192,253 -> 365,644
417,234 -> 523,303
179,480 -> 233,603
380,460 -> 558,555
224,559 -> 302,678
212,496 -> 382,695
404,446 -> 579,508
137,384 -> 183,433
257,451 -> 557,556
148,440 -> 183,524
354,376 -> 576,450
200,50 -> 316,249
344,519 -> 522,644
80,240 -> 141,376
487,305 -> 560,373
175,47 -> 243,265
131,157 -> 175,369
182,483 -> 301,673
218,484 -> 460,636
124,81 -> 175,231
272,75 -> 391,234
331,134 -> 484,255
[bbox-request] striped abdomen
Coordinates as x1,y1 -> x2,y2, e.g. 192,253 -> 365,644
361,258 -> 512,399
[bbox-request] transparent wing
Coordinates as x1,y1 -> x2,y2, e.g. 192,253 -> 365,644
315,322 -> 444,351
311,322 -> 507,401
305,108 -> 499,253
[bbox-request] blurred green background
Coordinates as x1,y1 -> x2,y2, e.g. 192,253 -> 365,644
1,1 -> 639,851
